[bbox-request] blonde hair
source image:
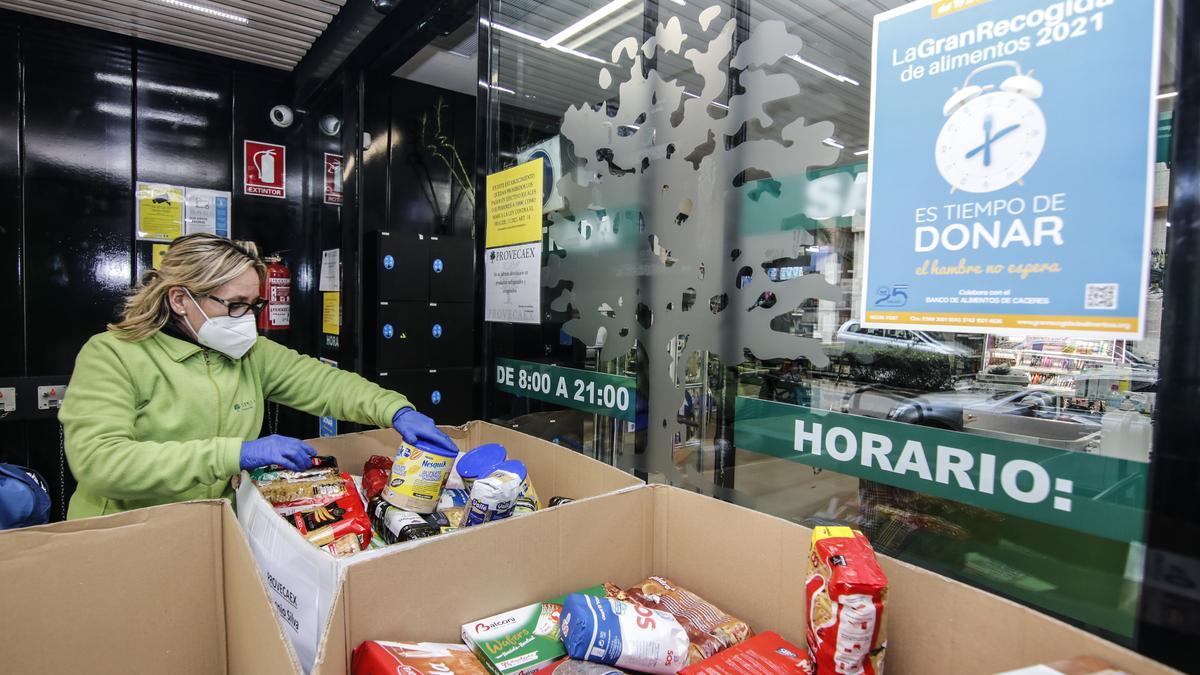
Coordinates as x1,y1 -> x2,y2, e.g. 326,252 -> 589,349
109,233 -> 266,341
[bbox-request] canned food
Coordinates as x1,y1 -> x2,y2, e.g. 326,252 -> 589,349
455,443 -> 507,491
381,440 -> 459,513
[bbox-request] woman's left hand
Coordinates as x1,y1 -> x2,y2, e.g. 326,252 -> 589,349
392,408 -> 458,454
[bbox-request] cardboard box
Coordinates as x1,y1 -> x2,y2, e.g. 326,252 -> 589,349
310,484 -> 1178,675
0,499 -> 299,675
237,421 -> 643,672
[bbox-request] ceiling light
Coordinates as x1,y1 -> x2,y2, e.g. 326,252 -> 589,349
156,0 -> 248,24
479,80 -> 515,95
543,0 -> 638,48
480,19 -> 606,64
671,0 -> 687,4
1157,91 -> 1178,100
95,73 -> 220,100
790,54 -> 860,86
822,138 -> 845,150
565,5 -> 642,50
95,101 -> 207,127
853,149 -> 869,156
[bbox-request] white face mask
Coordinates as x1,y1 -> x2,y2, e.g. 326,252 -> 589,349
182,289 -> 258,359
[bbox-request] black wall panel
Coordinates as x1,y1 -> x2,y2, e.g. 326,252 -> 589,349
22,26 -> 133,375
0,22 -> 20,378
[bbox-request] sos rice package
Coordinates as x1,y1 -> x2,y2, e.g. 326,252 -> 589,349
805,527 -> 887,675
560,593 -> 690,674
351,640 -> 489,675
612,576 -> 753,664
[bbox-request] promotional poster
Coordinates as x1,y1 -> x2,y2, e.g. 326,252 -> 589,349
863,0 -> 1161,338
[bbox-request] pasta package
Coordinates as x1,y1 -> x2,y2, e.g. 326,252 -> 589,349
805,527 -> 887,675
286,473 -> 372,551
618,576 -> 753,664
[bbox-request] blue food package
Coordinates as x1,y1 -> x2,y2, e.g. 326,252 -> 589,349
559,594 -> 690,674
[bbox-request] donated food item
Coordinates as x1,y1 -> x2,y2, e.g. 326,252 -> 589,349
805,527 -> 887,675
351,640 -> 489,675
463,464 -> 524,526
548,497 -> 574,507
995,656 -> 1129,675
382,439 -> 459,513
514,495 -> 538,514
463,586 -> 607,675
323,533 -> 362,558
287,473 -> 372,550
514,462 -> 540,513
620,576 -> 752,664
535,660 -> 628,674
369,496 -> 438,544
560,594 -> 690,674
361,455 -> 393,500
440,506 -> 466,531
679,632 -> 808,674
259,473 -> 347,512
455,443 -> 507,490
438,487 -> 471,510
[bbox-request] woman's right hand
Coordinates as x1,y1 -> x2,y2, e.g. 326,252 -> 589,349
240,434 -> 316,472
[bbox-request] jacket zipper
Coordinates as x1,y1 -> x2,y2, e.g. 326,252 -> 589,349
203,350 -> 224,434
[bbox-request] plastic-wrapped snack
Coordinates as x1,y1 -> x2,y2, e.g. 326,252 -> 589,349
250,455 -> 339,484
287,473 -> 372,550
258,473 -> 346,511
351,640 -> 489,675
536,659 -> 628,674
805,527 -> 887,675
560,594 -> 690,674
621,576 -> 753,664
361,455 -> 393,501
323,533 -> 362,558
679,632 -> 809,674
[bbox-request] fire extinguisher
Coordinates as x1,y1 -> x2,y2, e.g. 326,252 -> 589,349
259,255 -> 291,332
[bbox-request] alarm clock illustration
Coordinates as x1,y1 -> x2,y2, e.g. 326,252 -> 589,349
935,60 -> 1046,194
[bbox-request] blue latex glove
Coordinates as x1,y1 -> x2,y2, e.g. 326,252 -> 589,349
240,434 -> 316,472
392,408 -> 458,454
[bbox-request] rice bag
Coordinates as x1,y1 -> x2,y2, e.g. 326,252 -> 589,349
560,594 -> 690,674
805,527 -> 887,675
619,576 -> 753,664
286,473 -> 372,550
351,640 -> 489,675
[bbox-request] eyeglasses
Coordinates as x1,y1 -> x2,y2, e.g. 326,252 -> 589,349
202,294 -> 268,318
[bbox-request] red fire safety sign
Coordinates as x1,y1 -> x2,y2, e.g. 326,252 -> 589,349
324,153 -> 343,205
244,140 -> 286,198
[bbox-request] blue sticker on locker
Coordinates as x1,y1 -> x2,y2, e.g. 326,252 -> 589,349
431,323 -> 443,339
383,254 -> 394,270
432,258 -> 444,273
431,390 -> 442,405
382,323 -> 394,339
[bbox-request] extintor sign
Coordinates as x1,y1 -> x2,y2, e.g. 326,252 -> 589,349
245,140 -> 286,199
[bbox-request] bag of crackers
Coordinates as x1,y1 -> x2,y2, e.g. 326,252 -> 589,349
805,526 -> 887,675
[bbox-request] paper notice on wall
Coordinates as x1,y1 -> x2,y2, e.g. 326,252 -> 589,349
322,292 -> 340,335
135,183 -> 185,241
184,188 -> 232,237
319,249 -> 340,292
485,159 -> 543,248
151,244 -> 168,270
485,241 -> 542,324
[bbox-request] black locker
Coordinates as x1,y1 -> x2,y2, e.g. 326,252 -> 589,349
378,367 -> 473,425
376,301 -> 429,369
428,236 -> 474,302
428,302 -> 474,368
377,232 -> 430,302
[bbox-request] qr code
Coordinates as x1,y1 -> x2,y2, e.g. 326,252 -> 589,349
1085,283 -> 1118,310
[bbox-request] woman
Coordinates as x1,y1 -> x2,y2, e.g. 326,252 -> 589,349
59,233 -> 455,519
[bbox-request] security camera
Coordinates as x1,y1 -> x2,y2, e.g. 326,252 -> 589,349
319,114 -> 342,137
269,105 -> 294,128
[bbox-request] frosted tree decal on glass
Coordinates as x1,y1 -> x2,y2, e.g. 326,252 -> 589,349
543,7 -> 846,462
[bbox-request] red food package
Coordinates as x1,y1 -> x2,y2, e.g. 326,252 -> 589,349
287,473 -> 372,550
362,455 -> 392,501
680,632 -> 809,675
352,640 -> 488,675
805,527 -> 887,675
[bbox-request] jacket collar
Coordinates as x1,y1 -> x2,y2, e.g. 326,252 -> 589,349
153,329 -> 205,362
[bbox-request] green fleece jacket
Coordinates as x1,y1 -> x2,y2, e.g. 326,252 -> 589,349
59,330 -> 411,519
